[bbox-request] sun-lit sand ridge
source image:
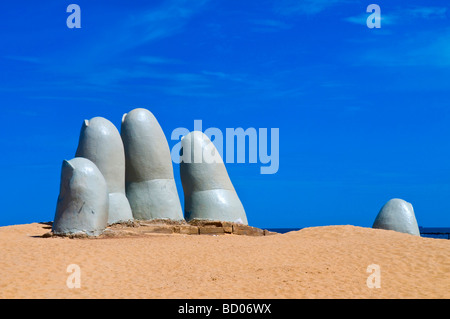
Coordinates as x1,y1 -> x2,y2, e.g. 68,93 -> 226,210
1,222 -> 449,299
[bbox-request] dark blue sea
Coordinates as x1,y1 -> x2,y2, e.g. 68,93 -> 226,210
266,227 -> 450,239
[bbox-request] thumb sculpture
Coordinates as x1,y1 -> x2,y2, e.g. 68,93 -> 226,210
372,198 -> 420,236
52,157 -> 109,236
121,108 -> 184,221
75,117 -> 133,225
180,131 -> 248,225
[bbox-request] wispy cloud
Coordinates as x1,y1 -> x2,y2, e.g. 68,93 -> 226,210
274,0 -> 354,16
407,6 -> 448,19
201,70 -> 246,82
47,0 -> 210,68
17,0 -> 212,97
402,29 -> 450,67
115,0 -> 210,50
139,56 -> 181,65
353,27 -> 450,68
344,5 -> 448,26
265,86 -> 304,98
83,67 -> 208,87
3,56 -> 42,64
344,14 -> 398,26
158,85 -> 220,98
249,19 -> 291,32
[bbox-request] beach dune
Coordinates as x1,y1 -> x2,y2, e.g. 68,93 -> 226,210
0,223 -> 449,299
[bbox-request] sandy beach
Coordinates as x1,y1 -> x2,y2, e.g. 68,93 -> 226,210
0,222 -> 449,299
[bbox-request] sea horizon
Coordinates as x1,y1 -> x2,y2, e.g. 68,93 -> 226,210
266,226 -> 450,239
1,221 -> 449,239
1,221 -> 449,230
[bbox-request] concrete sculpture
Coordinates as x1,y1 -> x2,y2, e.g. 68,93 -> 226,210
180,131 -> 248,225
52,157 -> 109,236
372,198 -> 420,236
121,108 -> 184,221
75,117 -> 133,225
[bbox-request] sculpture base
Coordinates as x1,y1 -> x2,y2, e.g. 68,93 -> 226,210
43,219 -> 278,238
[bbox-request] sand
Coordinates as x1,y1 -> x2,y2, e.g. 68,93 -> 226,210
0,222 -> 449,299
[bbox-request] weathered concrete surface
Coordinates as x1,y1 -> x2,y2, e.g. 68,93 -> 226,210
180,131 -> 248,225
53,220 -> 278,238
75,117 -> 133,224
199,226 -> 225,235
232,224 -> 265,236
121,108 -> 184,221
52,158 -> 109,236
373,198 -> 420,236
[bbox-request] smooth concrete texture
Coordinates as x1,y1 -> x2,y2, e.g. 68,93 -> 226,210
180,131 -> 248,225
52,157 -> 109,236
121,108 -> 184,221
373,198 -> 420,236
75,117 -> 133,224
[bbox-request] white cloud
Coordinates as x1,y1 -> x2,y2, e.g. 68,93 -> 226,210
29,0 -> 211,95
117,0 -> 210,49
353,27 -> 450,68
407,6 -> 448,19
344,14 -> 398,26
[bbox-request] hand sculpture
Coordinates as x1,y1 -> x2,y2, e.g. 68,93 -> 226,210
180,131 -> 248,225
373,198 -> 420,236
53,157 -> 109,236
121,108 -> 184,221
75,117 -> 133,225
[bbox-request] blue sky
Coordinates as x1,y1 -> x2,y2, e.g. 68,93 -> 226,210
0,0 -> 449,228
